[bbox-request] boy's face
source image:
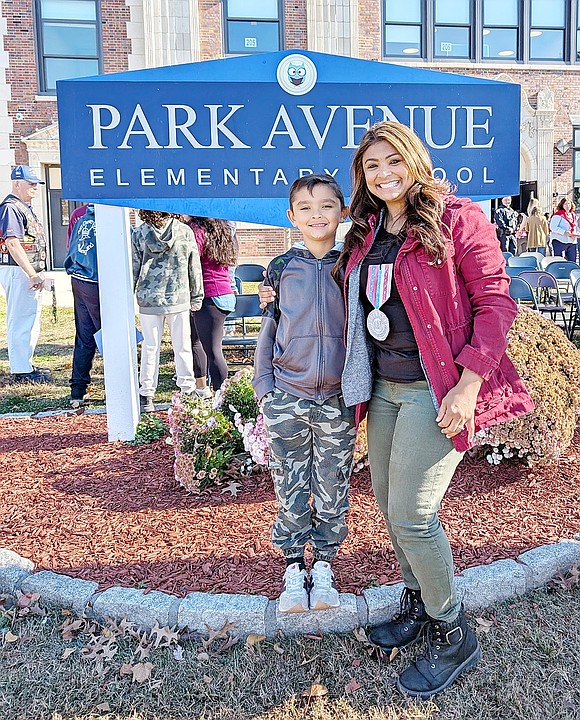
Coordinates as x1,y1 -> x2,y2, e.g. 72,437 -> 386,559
287,184 -> 346,246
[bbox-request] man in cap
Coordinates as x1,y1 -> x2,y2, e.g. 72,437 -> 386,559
0,165 -> 51,383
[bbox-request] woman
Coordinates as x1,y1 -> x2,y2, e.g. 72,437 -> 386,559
524,199 -> 548,255
183,216 -> 238,395
549,197 -> 578,261
338,122 -> 534,698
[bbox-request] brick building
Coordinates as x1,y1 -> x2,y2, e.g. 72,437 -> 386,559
1,0 -> 579,267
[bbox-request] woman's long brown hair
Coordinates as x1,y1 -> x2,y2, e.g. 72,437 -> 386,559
339,121 -> 453,271
187,217 -> 238,266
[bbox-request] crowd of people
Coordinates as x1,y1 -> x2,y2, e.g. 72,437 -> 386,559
494,193 -> 580,259
4,127 -> 576,698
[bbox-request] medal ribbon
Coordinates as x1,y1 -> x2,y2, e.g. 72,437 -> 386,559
366,264 -> 393,310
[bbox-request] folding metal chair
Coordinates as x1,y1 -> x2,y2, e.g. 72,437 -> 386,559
508,277 -> 539,310
507,255 -> 539,270
221,293 -> 262,356
234,263 -> 266,293
567,277 -> 580,339
517,271 -> 568,334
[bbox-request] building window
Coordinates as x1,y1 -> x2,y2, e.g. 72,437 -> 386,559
35,0 -> 101,94
384,0 -> 422,57
224,0 -> 282,54
530,0 -> 566,60
383,0 -> 576,62
483,0 -> 519,59
434,0 -> 470,59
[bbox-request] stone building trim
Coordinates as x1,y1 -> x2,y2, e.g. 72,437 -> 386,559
494,73 -> 555,213
307,0 -> 357,56
21,122 -> 61,243
0,6 -> 14,199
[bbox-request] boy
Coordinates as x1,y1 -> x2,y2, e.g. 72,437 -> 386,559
253,175 -> 356,613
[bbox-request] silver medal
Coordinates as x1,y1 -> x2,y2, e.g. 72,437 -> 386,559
367,308 -> 390,341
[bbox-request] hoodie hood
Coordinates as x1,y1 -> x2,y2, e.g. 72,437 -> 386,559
142,218 -> 177,253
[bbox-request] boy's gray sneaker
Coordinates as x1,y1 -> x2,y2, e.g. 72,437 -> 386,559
195,387 -> 212,400
310,561 -> 340,610
278,563 -> 309,613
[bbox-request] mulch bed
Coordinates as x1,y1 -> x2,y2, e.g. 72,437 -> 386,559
1,413 -> 578,599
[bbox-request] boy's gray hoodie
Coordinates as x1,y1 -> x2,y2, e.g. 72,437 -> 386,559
132,218 -> 203,315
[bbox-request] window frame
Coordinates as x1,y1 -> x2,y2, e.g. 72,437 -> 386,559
34,0 -> 102,95
573,127 -> 580,206
222,0 -> 284,55
382,0 -> 578,64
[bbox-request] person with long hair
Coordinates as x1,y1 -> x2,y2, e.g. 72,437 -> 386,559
523,198 -> 548,255
549,197 -> 579,261
183,216 -> 238,395
336,122 -> 534,698
132,210 -> 203,412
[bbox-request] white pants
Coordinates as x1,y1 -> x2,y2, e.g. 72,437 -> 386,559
138,310 -> 195,396
0,265 -> 42,373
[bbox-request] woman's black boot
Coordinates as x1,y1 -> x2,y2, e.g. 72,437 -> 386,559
368,588 -> 429,652
397,610 -> 481,698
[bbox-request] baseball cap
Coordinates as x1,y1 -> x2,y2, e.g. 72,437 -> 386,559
11,165 -> 45,184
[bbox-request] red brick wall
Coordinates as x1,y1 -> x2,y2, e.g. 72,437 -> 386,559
4,0 -> 129,163
284,0 -> 307,49
237,227 -> 302,259
199,0 -> 223,60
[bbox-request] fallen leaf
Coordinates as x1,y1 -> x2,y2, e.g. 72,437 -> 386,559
352,658 -> 361,668
302,682 -> 328,699
197,651 -> 210,661
202,619 -> 237,650
203,674 -> 213,684
172,644 -> 185,661
119,663 -> 134,676
273,643 -> 285,655
353,627 -> 370,645
246,633 -> 266,647
4,631 -> 19,643
61,647 -> 76,659
131,662 -> 154,684
150,622 -> 179,649
475,617 -> 495,634
299,655 -> 319,667
95,702 -> 111,712
220,481 -> 242,498
305,634 -> 323,640
345,678 -> 362,694
389,647 -> 399,661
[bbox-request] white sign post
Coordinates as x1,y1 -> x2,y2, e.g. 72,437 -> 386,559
94,204 -> 139,441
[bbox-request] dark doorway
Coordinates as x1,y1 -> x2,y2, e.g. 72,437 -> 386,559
45,166 -> 83,269
491,181 -> 538,221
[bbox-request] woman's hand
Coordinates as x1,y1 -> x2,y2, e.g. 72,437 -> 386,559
436,368 -> 484,442
258,271 -> 276,309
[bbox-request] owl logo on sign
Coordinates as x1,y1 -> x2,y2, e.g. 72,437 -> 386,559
276,54 -> 317,96
287,61 -> 306,87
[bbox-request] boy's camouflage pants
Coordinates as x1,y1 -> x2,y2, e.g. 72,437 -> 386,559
261,389 -> 356,562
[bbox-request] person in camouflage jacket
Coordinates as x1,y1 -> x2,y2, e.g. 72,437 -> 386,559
132,210 -> 203,409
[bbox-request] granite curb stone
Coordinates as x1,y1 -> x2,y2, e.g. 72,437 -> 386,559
92,587 -> 175,630
274,593 -> 359,636
363,583 -> 403,627
1,540 -> 579,636
455,559 -> 528,608
518,539 -> 580,589
20,571 -> 98,615
177,592 -> 269,637
0,548 -> 34,594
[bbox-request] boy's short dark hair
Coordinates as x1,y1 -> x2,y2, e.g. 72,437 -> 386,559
289,174 -> 345,210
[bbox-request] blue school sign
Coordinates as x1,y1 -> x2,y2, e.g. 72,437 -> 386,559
57,51 -> 520,226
